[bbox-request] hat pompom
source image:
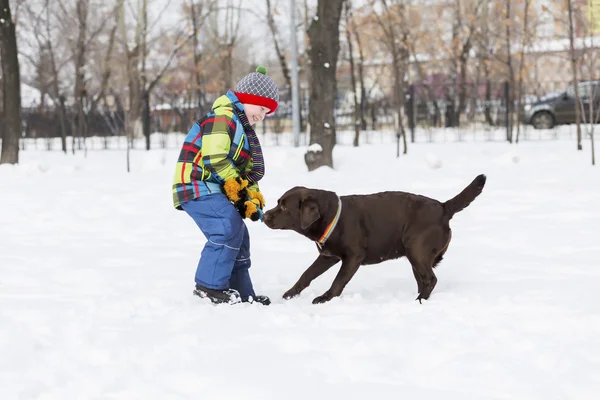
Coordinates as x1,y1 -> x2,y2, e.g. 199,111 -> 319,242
256,66 -> 267,75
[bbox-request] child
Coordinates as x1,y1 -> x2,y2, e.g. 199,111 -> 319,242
172,66 -> 278,305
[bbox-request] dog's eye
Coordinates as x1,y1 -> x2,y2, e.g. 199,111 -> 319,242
280,205 -> 287,211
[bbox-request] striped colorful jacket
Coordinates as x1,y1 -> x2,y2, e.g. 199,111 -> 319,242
172,90 -> 260,209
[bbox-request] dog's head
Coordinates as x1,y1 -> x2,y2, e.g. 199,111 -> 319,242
263,186 -> 323,234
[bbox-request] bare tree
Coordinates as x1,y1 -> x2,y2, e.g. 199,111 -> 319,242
352,13 -> 368,132
188,0 -> 215,116
304,0 -> 345,171
19,0 -> 69,152
0,0 -> 21,165
265,0 -> 291,89
474,0 -> 494,126
576,21 -> 599,166
344,0 -> 361,147
515,0 -> 531,144
372,0 -> 409,156
579,81 -> 599,166
504,0 -> 515,143
567,0 -> 583,151
90,16 -> 118,113
448,0 -> 485,128
118,0 -> 194,159
48,0 -> 115,154
73,0 -> 89,154
208,0 -> 242,92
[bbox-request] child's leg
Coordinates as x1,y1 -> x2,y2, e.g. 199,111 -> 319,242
229,224 -> 256,300
181,194 -> 245,290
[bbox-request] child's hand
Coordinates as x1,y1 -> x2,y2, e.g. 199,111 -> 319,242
246,188 -> 265,209
223,177 -> 249,203
223,177 -> 265,221
243,198 -> 263,221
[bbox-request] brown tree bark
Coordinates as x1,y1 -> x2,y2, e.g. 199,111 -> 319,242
516,0 -> 530,144
305,0 -> 345,171
344,0 -> 361,147
0,0 -> 21,165
73,0 -> 89,154
567,0 -> 583,151
353,23 -> 368,131
505,1 -> 514,143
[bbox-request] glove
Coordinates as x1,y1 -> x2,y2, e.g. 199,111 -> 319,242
223,177 -> 250,218
241,198 -> 264,221
223,177 -> 265,221
223,177 -> 249,203
247,187 -> 265,209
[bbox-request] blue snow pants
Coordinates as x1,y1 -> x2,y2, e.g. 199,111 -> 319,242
181,193 -> 255,300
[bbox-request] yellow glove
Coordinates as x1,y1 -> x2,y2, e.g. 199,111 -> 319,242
223,178 -> 265,221
247,188 -> 265,209
223,177 -> 249,203
243,198 -> 262,221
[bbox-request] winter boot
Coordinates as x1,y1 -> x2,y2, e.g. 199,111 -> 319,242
194,284 -> 241,305
244,294 -> 271,306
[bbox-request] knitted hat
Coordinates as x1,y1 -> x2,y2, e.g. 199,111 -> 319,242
234,66 -> 279,114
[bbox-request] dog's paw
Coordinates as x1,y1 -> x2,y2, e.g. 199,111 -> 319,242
415,293 -> 430,304
312,291 -> 333,304
283,288 -> 301,300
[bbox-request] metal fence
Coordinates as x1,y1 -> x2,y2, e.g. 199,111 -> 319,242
2,80 -> 590,149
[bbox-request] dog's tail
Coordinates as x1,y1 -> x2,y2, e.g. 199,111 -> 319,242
443,174 -> 486,219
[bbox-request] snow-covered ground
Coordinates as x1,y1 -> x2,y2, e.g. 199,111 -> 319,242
1,135 -> 599,399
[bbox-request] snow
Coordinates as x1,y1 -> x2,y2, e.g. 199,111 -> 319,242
307,143 -> 323,152
425,152 -> 443,169
1,134 -> 600,399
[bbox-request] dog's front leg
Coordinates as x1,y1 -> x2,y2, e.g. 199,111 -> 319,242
312,254 -> 363,304
283,254 -> 339,300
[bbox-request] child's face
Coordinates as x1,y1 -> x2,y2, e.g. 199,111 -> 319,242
242,103 -> 269,125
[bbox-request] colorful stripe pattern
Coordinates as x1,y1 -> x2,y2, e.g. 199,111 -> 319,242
317,196 -> 343,248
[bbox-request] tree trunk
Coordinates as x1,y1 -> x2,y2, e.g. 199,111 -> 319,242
74,0 -> 89,155
0,0 -> 21,165
484,79 -> 493,125
344,0 -> 361,147
516,0 -> 530,144
305,0 -> 345,171
190,0 -> 204,117
91,23 -> 117,112
567,0 -> 583,150
505,1 -> 514,143
353,26 -> 368,131
266,0 -> 291,89
143,90 -> 151,150
455,50 -> 471,127
44,0 -> 67,152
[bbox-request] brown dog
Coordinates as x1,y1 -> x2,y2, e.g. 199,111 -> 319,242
263,174 -> 486,304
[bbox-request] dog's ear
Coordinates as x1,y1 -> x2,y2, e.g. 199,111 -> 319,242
300,197 -> 320,230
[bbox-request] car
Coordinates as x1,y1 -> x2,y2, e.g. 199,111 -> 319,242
521,80 -> 600,129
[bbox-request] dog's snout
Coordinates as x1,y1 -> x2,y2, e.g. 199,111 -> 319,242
262,210 -> 273,225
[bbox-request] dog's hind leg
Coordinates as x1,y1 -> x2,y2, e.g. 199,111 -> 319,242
312,253 -> 363,304
407,255 -> 437,304
283,254 -> 339,300
406,227 -> 449,303
411,265 -> 424,295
